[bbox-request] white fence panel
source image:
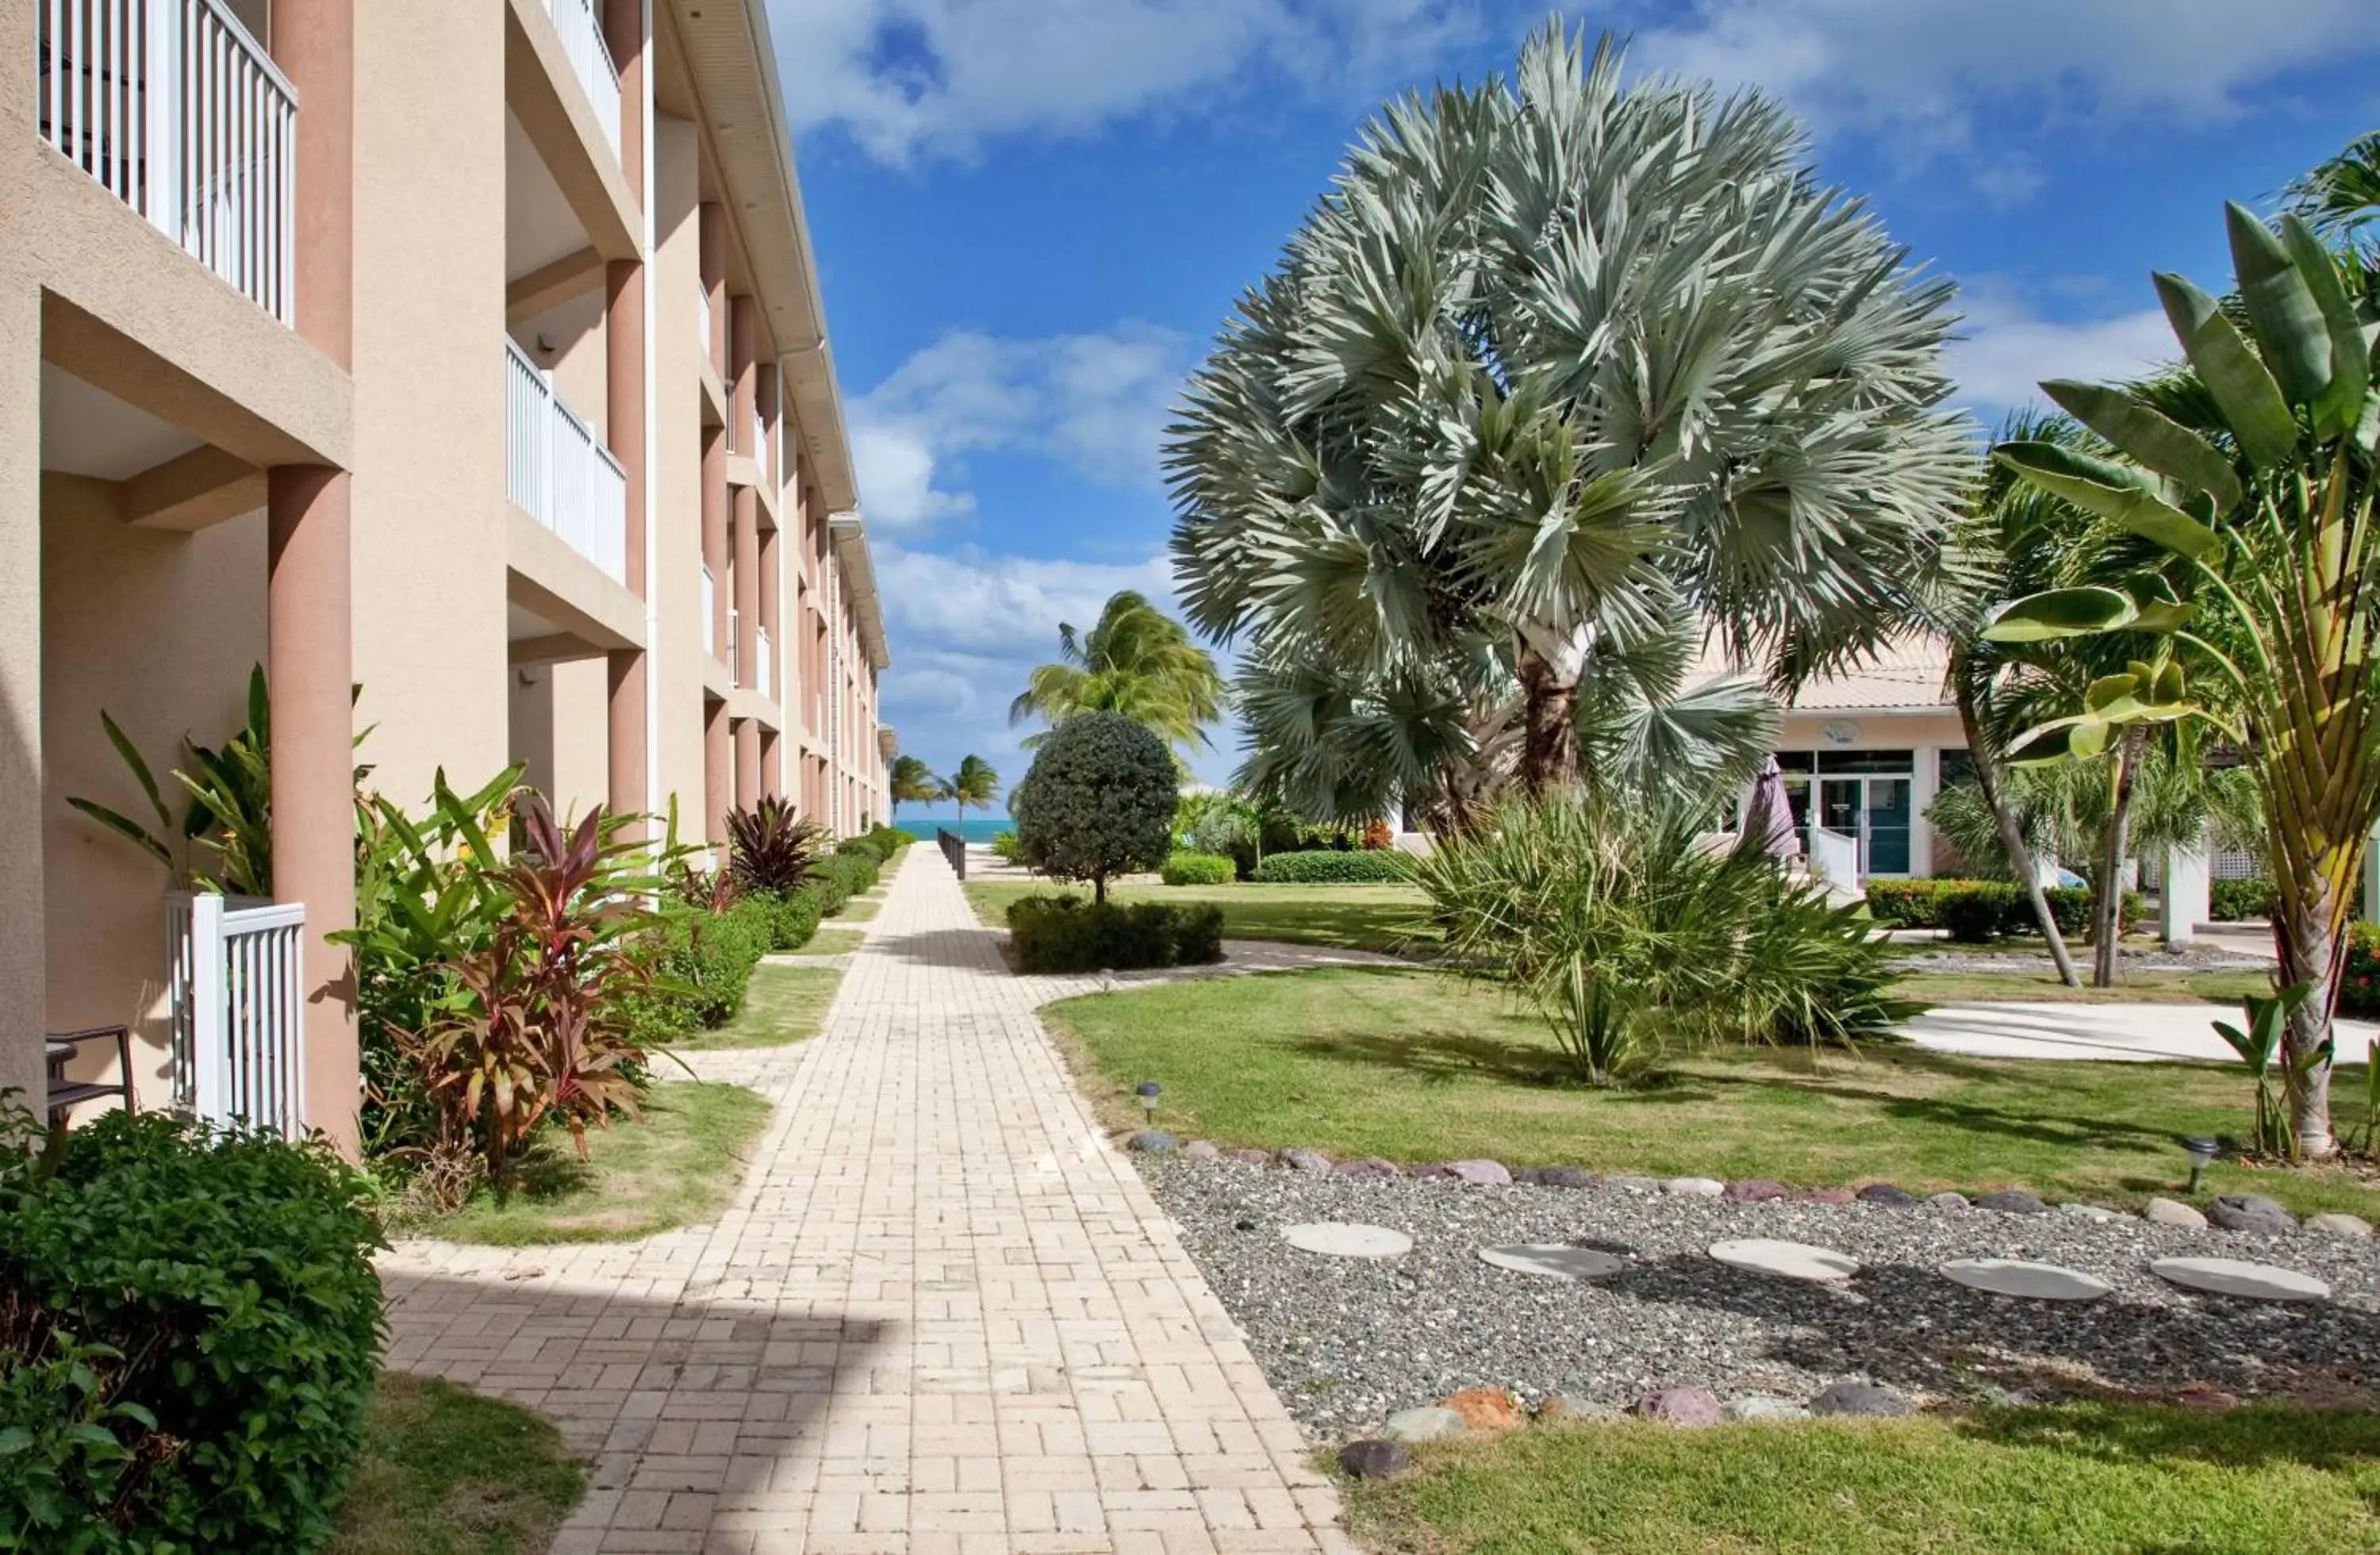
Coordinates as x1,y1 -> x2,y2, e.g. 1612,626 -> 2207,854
169,891 -> 306,1137
1810,827 -> 1860,896
505,337 -> 628,586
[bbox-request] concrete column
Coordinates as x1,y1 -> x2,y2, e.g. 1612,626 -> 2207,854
0,248 -> 42,1113
703,699 -> 731,845
735,718 -> 761,809
698,202 -> 726,376
758,524 -> 781,700
601,0 -> 644,208
701,427 -> 727,659
760,728 -> 783,801
604,259 -> 647,823
729,298 -> 757,457
733,488 -> 759,689
2162,832 -> 2211,947
605,651 -> 645,823
756,363 -> 779,489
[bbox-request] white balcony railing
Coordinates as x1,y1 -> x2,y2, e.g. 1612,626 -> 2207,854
167,892 -> 308,1138
754,624 -> 772,698
750,405 -> 765,464
546,0 -> 620,161
695,280 -> 713,368
37,0 -> 298,324
727,606 -> 742,684
505,338 -> 628,585
701,564 -> 716,655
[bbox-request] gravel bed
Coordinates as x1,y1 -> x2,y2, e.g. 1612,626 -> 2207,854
1891,945 -> 2271,973
1144,1158 -> 2380,1434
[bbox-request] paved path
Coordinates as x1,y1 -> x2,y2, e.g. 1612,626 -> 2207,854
381,849 -> 1349,1554
1906,1001 -> 2380,1064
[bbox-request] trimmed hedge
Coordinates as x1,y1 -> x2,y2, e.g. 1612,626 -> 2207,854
1252,849 -> 1411,885
814,850 -> 879,900
1160,851 -> 1236,886
1865,877 -> 2144,941
1007,895 -> 1226,973
0,1109 -> 385,1552
2344,923 -> 2380,1019
2211,877 -> 2274,922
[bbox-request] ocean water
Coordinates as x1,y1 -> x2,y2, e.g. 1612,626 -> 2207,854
894,815 -> 1009,844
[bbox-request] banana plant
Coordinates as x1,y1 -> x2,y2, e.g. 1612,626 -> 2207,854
2211,981 -> 2317,1156
1985,201 -> 2378,1157
67,665 -> 275,897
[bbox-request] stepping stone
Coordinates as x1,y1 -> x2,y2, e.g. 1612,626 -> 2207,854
1476,1244 -> 1627,1280
1940,1258 -> 2112,1303
1708,1238 -> 1860,1283
2151,1257 -> 2331,1303
1281,1223 -> 1412,1259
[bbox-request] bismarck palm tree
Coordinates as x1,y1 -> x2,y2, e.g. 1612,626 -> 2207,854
1010,591 -> 1226,756
1168,22 -> 1971,801
943,755 -> 1000,824
889,754 -> 939,818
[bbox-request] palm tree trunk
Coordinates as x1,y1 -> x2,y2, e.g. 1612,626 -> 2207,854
2269,819 -> 2351,1157
1953,659 -> 2079,986
2092,726 -> 2147,988
1514,638 -> 1583,794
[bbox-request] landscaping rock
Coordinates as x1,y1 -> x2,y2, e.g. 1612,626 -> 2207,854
1280,1148 -> 1334,1174
1334,1157 -> 1402,1181
1382,1407 -> 1467,1443
1709,1238 -> 1860,1283
1183,1139 -> 1222,1160
2152,1256 -> 2331,1303
1810,1381 -> 1914,1418
1725,1179 -> 1789,1203
1724,1394 -> 1811,1423
1336,1440 -> 1410,1480
1940,1258 -> 2113,1303
2142,1196 -> 2209,1230
1518,1165 -> 1596,1189
1476,1244 -> 1627,1280
1925,1192 -> 1971,1209
1663,1177 -> 1726,1197
1537,1394 -> 1624,1423
1798,1187 -> 1857,1205
1856,1184 -> 1917,1207
1441,1388 -> 1525,1432
1226,1148 -> 1271,1166
2305,1212 -> 2373,1241
1605,1174 -> 1660,1193
1440,1159 -> 1514,1187
2208,1194 -> 2296,1235
1633,1386 -> 1724,1427
1974,1189 -> 2050,1215
1127,1131 -> 1177,1154
2058,1202 -> 2122,1223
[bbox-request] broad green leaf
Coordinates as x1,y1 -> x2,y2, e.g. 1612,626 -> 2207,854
2128,601 -> 2197,634
2155,271 -> 2300,470
1993,441 -> 2221,558
2069,720 -> 2111,759
2280,214 -> 2372,439
2039,380 -> 2240,511
1982,586 -> 2137,643
2227,201 -> 2332,410
65,798 -> 175,870
2086,673 -> 2140,712
98,710 -> 173,831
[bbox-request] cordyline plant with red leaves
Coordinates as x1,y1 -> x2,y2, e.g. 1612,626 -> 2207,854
416,801 -> 663,1192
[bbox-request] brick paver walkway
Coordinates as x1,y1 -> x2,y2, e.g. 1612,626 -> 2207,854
380,847 -> 1350,1554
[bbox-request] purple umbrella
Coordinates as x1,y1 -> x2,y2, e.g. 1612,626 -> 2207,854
1745,755 -> 1802,863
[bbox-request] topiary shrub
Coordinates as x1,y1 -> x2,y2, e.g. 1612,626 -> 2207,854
1865,878 -> 1948,927
1251,849 -> 1411,884
0,1107 -> 385,1552
1006,895 -> 1226,973
1938,881 -> 2024,943
1010,712 -> 1177,902
814,851 -> 878,901
759,887 -> 823,951
1160,851 -> 1236,886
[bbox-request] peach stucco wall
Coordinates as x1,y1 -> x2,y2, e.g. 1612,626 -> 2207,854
653,114 -> 711,835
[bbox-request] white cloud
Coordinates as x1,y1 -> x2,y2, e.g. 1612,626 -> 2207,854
1945,283 -> 2177,417
849,324 -> 1189,535
1630,0 -> 2375,176
767,0 -> 1489,165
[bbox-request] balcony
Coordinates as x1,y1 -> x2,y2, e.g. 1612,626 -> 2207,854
36,0 -> 298,324
504,338 -> 627,585
701,564 -> 716,655
544,0 -> 619,162
695,278 -> 714,369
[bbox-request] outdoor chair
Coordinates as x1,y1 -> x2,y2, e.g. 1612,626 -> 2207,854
45,1024 -> 135,1128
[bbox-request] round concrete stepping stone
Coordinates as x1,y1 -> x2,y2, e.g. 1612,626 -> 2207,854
2151,1257 -> 2331,1303
1280,1222 -> 1412,1259
1940,1258 -> 2112,1303
1476,1244 -> 1626,1280
1708,1238 -> 1860,1283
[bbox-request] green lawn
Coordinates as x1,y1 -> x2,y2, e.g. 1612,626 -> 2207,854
1344,1406 -> 2380,1555
429,1081 -> 771,1246
965,878 -> 1426,953
1042,967 -> 2380,1218
1898,966 -> 2275,1005
791,927 -> 866,958
673,961 -> 843,1051
330,1373 -> 583,1555
835,895 -> 881,923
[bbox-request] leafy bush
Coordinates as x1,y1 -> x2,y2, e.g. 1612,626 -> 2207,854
2211,877 -> 2275,921
1160,851 -> 1236,886
1011,712 -> 1178,901
2341,923 -> 2380,1019
814,850 -> 878,901
0,1107 -> 384,1552
756,887 -> 823,951
865,824 -> 912,858
1864,878 -> 1948,927
726,796 -> 825,896
991,829 -> 1024,863
1253,849 -> 1411,884
1940,882 -> 2025,943
1411,796 -> 1913,1085
1006,894 -> 1226,973
1864,878 -> 2137,942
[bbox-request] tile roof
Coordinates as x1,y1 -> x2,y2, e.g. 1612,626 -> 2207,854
1690,634 -> 1953,712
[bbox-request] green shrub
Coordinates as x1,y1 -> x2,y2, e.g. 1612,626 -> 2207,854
758,887 -> 823,951
2211,877 -> 2275,921
814,851 -> 878,902
1011,713 -> 1177,901
0,1108 -> 385,1552
1252,849 -> 1411,884
866,824 -> 911,857
991,829 -> 1024,863
1160,851 -> 1236,886
1940,881 -> 2024,943
2342,923 -> 2380,1019
1864,878 -> 1947,927
1006,895 -> 1226,973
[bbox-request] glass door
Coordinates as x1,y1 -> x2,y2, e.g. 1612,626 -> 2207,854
1865,778 -> 1912,876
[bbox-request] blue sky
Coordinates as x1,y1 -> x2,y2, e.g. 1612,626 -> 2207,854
766,0 -> 2380,811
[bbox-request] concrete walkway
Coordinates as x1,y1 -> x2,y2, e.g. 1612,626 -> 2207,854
380,847 -> 1349,1554
1905,1001 -> 2380,1064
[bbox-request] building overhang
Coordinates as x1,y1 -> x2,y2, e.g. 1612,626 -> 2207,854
828,512 -> 891,671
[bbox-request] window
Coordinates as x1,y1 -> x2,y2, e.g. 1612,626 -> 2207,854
1776,749 -> 1914,877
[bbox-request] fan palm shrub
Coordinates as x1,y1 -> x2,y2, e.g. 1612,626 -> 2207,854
1169,22 -> 1969,805
1011,590 -> 1226,754
1986,201 -> 2378,1154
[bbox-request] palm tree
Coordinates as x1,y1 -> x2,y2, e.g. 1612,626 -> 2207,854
1987,200 -> 2378,1155
942,755 -> 1000,824
889,754 -> 939,818
1168,22 -> 1970,798
2284,130 -> 2379,263
1009,591 -> 1226,755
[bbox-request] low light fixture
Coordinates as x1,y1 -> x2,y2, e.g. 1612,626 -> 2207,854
1136,1081 -> 1161,1124
2181,1135 -> 2220,1194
